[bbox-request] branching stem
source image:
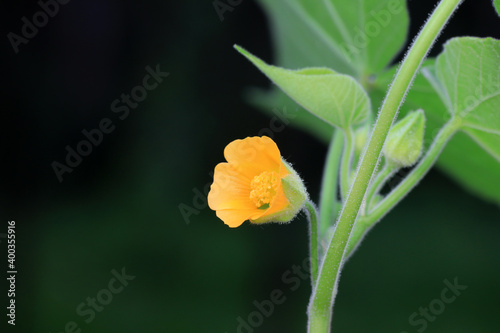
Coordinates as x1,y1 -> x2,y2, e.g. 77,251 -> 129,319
307,1 -> 464,331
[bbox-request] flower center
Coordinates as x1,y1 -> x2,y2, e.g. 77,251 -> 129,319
249,171 -> 280,209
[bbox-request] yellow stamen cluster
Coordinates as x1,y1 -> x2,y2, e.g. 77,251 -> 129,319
249,171 -> 280,208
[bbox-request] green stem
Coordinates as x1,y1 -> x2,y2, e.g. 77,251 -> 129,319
307,1 -> 463,332
340,128 -> 355,201
319,130 -> 344,237
365,162 -> 396,214
345,118 -> 461,257
305,200 -> 319,285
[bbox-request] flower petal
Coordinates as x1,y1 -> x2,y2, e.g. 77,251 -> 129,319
224,136 -> 282,178
208,163 -> 256,211
216,208 -> 265,228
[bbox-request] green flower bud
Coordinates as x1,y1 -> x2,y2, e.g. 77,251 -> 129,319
383,110 -> 426,167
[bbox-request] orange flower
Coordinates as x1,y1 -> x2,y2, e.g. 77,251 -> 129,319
208,136 -> 307,228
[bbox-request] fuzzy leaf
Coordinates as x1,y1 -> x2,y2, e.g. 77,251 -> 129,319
435,37 -> 500,135
462,128 -> 500,163
236,46 -> 370,129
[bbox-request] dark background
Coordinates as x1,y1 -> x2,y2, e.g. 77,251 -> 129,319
1,0 -> 499,332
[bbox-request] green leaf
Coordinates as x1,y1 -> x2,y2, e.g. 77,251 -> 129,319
435,37 -> 500,135
256,0 -> 409,76
462,128 -> 500,163
494,0 -> 500,16
438,131 -> 500,205
245,88 -> 333,141
236,46 -> 370,129
429,37 -> 500,205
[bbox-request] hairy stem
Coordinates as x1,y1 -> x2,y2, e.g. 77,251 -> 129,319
365,162 -> 396,214
305,200 -> 319,285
